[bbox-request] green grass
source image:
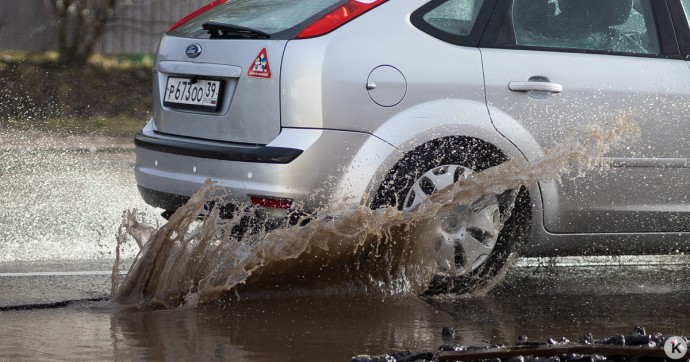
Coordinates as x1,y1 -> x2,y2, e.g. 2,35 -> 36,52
0,51 -> 154,69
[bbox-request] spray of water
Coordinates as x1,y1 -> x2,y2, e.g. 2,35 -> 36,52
112,116 -> 639,308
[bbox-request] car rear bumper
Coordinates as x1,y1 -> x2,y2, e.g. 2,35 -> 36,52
134,123 -> 395,212
137,186 -> 192,213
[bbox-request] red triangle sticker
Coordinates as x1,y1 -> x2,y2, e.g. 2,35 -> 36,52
247,48 -> 272,79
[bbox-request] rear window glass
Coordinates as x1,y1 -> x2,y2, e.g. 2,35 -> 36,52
170,0 -> 344,38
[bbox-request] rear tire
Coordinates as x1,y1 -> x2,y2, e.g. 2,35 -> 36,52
371,138 -> 531,294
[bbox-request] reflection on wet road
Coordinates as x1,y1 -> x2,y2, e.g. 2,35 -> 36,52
1,257 -> 689,361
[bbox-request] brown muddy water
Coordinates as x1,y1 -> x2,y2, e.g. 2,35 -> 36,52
2,124 -> 689,361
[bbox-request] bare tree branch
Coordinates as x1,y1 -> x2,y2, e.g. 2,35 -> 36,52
44,0 -> 119,67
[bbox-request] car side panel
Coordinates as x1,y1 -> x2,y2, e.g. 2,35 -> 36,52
281,0 -> 487,134
281,0 -> 547,246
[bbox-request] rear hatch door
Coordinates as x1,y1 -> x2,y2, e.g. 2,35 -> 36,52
153,0 -> 344,145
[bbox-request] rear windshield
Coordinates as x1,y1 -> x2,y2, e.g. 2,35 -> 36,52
169,0 -> 345,38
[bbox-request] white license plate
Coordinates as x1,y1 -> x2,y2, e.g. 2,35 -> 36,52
164,77 -> 221,110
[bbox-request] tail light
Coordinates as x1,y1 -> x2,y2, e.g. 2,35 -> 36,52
167,0 -> 228,33
296,0 -> 387,39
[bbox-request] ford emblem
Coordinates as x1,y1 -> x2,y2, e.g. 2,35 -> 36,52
185,44 -> 202,58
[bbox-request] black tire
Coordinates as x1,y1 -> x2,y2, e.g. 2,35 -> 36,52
370,137 -> 531,294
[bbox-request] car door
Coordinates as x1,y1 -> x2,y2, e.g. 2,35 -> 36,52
481,0 -> 690,234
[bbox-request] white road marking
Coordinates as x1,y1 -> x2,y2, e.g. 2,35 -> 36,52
516,255 -> 690,267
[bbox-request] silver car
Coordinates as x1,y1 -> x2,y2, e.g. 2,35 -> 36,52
135,0 -> 690,293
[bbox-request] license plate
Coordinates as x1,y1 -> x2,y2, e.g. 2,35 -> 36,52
164,77 -> 222,111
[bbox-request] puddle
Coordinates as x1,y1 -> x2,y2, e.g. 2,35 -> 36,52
2,259 -> 689,361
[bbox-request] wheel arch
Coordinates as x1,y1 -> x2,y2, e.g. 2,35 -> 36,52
332,100 -> 540,205
371,99 -> 527,159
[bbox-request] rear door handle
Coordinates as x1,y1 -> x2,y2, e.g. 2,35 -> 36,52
508,81 -> 563,93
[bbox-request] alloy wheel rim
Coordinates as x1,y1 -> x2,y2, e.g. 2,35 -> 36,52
401,165 -> 504,276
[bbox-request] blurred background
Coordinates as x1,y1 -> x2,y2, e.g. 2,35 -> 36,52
0,0 -> 204,265
0,0 -> 207,137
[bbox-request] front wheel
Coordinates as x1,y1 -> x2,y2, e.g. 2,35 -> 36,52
371,138 -> 531,294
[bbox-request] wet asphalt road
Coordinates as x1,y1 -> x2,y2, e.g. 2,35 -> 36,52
1,257 -> 690,361
2,130 -> 690,360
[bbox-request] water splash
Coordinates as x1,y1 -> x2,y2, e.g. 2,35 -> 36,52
112,117 -> 639,308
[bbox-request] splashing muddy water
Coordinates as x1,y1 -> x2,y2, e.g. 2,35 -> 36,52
113,117 -> 639,308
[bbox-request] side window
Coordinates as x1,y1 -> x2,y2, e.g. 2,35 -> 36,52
420,0 -> 485,37
512,0 -> 660,55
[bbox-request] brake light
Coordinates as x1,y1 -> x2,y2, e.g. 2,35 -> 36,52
167,0 -> 228,33
296,0 -> 387,39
